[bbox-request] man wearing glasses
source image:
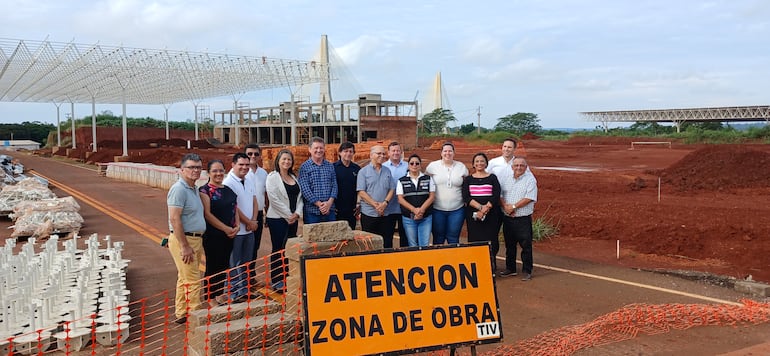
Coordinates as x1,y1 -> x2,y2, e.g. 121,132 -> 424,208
357,145 -> 396,248
167,153 -> 206,323
244,144 -> 268,259
498,157 -> 538,281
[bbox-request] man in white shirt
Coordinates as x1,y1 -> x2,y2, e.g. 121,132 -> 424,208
245,144 -> 268,259
223,152 -> 259,302
498,157 -> 538,281
487,137 -> 517,177
383,141 -> 408,247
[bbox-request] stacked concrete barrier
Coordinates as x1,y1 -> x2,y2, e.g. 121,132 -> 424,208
104,162 -> 208,190
187,221 -> 382,356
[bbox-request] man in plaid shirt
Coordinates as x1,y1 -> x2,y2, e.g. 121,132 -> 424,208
298,137 -> 338,224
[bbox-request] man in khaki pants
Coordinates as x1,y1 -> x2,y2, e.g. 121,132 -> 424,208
167,153 -> 207,324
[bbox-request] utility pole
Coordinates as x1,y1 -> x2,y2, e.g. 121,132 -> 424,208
477,106 -> 482,135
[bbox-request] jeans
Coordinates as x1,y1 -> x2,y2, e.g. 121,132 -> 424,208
303,210 -> 337,224
432,208 -> 465,245
402,214 -> 432,247
228,232 -> 255,299
502,215 -> 533,274
388,213 -> 408,247
267,217 -> 298,285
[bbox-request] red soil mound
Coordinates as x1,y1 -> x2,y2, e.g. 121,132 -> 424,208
660,145 -> 770,191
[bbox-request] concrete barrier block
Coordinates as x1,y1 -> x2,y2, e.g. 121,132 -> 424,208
284,274 -> 304,318
285,233 -> 383,262
189,298 -> 283,329
734,281 -> 770,297
189,312 -> 302,356
302,221 -> 353,242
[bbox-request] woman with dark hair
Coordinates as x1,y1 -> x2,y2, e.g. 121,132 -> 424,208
199,159 -> 239,306
425,141 -> 468,244
265,149 -> 303,292
462,153 -> 502,262
397,154 -> 435,247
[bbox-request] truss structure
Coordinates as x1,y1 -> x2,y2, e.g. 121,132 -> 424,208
0,38 -> 327,105
582,106 -> 770,132
582,106 -> 770,123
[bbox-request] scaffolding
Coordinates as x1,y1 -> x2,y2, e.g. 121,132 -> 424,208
213,94 -> 419,149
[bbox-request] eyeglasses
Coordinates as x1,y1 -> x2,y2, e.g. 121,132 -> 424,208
184,166 -> 203,170
409,162 -> 420,166
246,152 -> 260,157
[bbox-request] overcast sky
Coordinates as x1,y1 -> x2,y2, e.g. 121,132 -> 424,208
2,0 -> 769,129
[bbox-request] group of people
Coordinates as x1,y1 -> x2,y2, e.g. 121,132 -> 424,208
166,136 -> 538,323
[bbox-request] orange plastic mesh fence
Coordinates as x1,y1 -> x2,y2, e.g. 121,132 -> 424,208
4,242 -> 768,355
424,299 -> 770,356
0,238 -> 375,355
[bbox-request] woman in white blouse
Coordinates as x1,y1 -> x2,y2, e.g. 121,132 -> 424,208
265,149 -> 303,293
425,142 -> 468,244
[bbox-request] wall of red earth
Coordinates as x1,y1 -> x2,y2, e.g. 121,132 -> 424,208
659,145 -> 770,191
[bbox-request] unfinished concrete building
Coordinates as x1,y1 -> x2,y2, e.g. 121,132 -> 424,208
213,94 -> 418,149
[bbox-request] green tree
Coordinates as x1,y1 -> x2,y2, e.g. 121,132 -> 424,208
682,121 -> 724,131
494,112 -> 542,134
0,121 -> 56,145
458,123 -> 477,135
628,121 -> 674,135
421,108 -> 456,135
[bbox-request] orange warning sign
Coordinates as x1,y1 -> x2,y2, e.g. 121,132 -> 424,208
301,244 -> 502,355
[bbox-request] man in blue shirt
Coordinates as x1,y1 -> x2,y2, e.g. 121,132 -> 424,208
383,141 -> 408,247
334,141 -> 360,230
167,153 -> 206,324
357,145 -> 396,248
298,137 -> 338,224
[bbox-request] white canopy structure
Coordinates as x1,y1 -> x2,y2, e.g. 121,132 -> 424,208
0,37 -> 327,154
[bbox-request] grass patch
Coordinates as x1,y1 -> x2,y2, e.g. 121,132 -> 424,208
532,215 -> 560,242
495,205 -> 561,243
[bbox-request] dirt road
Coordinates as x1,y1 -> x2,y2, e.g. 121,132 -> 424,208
4,151 -> 768,355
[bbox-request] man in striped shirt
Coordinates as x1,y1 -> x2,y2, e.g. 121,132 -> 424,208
498,157 -> 538,281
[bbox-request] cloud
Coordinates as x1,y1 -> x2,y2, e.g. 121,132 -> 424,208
460,37 -> 505,64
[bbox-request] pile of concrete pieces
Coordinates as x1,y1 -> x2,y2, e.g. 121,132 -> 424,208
0,154 -> 26,187
0,177 -> 83,239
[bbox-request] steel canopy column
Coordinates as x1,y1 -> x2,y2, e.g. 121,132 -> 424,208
91,97 -> 97,152
232,100 -> 239,146
122,89 -> 128,156
194,103 -> 200,141
54,103 -> 62,147
163,104 -> 170,140
70,102 -> 76,149
290,95 -> 297,146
